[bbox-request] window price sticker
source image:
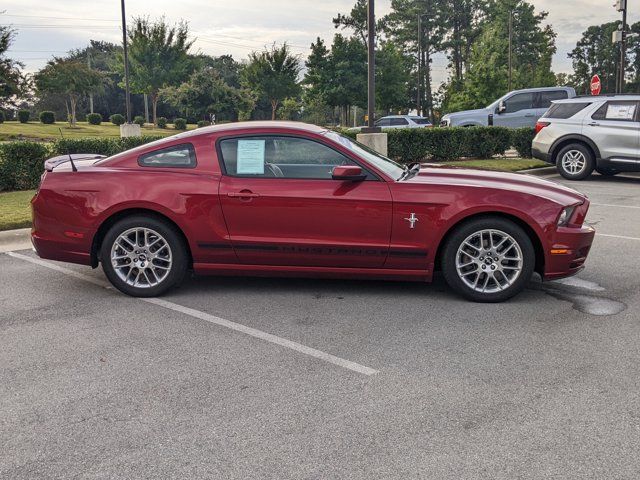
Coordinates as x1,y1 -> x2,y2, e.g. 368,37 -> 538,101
606,104 -> 636,121
237,140 -> 266,174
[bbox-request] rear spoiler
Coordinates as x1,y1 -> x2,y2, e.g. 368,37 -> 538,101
44,153 -> 107,171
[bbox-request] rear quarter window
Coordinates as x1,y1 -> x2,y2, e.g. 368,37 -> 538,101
138,143 -> 197,168
544,102 -> 591,119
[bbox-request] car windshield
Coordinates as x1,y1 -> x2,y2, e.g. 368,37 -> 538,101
323,131 -> 405,180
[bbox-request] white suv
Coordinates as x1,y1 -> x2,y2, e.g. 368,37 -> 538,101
532,95 -> 640,180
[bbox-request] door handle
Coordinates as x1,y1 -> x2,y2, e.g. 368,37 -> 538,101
227,191 -> 260,198
524,114 -> 535,117
588,122 -> 600,127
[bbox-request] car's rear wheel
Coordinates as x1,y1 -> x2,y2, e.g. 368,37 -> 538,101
100,215 -> 188,297
595,166 -> 620,177
442,217 -> 535,302
556,143 -> 595,180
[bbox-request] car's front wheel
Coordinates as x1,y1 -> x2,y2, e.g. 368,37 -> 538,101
556,143 -> 595,180
442,217 -> 535,302
100,215 -> 188,297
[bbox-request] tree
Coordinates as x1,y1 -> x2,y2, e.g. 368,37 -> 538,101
123,17 -> 194,124
161,68 -> 254,122
376,41 -> 411,113
445,0 -> 557,111
242,44 -> 300,120
384,0 -> 448,121
34,58 -> 103,126
0,24 -> 26,109
568,22 -> 622,95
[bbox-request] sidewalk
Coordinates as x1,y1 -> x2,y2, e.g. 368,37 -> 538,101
0,228 -> 31,252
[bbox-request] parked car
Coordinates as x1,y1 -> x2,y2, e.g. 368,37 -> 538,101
351,115 -> 432,132
533,95 -> 640,180
31,121 -> 594,302
440,87 -> 577,128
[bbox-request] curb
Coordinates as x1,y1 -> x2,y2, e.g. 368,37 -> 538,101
0,227 -> 32,253
519,166 -> 556,176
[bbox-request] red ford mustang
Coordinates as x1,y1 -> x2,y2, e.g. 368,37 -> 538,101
31,121 -> 595,302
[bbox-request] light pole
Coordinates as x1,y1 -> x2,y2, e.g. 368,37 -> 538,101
364,0 -> 380,133
121,0 -> 132,124
508,10 -> 513,92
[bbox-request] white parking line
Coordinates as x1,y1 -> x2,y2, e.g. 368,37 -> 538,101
4,251 -> 379,376
596,233 -> 640,241
591,203 -> 640,209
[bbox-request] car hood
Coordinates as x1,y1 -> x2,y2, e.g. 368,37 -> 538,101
442,108 -> 489,119
404,165 -> 586,205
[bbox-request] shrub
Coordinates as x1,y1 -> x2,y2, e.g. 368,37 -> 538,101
86,113 -> 102,125
197,120 -> 209,128
173,118 -> 187,130
156,117 -> 168,129
18,110 -> 30,123
52,136 -> 163,158
110,113 -> 125,126
0,141 -> 51,191
511,128 -> 536,158
133,115 -> 145,126
0,111 -> 5,123
39,111 -> 56,124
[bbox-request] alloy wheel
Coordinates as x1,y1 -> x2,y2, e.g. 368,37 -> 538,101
110,227 -> 173,288
455,229 -> 523,294
561,150 -> 587,175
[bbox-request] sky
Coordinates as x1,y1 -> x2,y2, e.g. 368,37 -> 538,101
2,0 -> 636,86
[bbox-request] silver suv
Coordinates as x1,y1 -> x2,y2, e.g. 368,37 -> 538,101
440,87 -> 576,128
532,95 -> 640,180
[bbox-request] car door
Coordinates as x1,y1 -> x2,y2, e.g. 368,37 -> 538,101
217,134 -> 393,268
583,100 -> 640,162
493,92 -> 536,128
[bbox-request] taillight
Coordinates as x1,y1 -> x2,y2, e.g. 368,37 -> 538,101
535,121 -> 550,134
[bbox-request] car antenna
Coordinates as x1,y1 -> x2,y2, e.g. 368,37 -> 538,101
58,127 -> 78,172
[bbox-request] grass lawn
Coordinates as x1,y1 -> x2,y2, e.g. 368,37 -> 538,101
0,121 -> 196,142
439,157 -> 549,172
0,190 -> 35,231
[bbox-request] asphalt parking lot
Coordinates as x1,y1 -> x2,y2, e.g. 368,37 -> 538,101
2,172 -> 640,479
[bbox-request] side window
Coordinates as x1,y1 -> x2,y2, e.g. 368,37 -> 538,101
503,93 -> 534,113
218,136 -> 373,180
592,101 -> 638,122
537,90 -> 569,108
375,118 -> 391,127
390,118 -> 409,126
138,143 -> 196,168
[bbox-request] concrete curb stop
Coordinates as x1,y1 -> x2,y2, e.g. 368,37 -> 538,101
519,166 -> 556,176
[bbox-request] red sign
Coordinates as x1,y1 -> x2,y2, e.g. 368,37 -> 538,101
590,75 -> 602,96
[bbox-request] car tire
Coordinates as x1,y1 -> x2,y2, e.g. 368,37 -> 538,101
556,143 -> 595,180
442,217 -> 535,303
100,215 -> 188,297
595,166 -> 619,177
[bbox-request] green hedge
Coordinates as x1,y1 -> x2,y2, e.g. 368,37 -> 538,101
0,142 -> 50,190
39,111 -> 56,124
342,126 -> 535,162
52,136 -> 163,157
86,113 -> 102,125
0,136 -> 164,191
510,128 -> 536,158
174,118 -> 187,130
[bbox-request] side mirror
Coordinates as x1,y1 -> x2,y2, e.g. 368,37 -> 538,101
332,165 -> 366,181
497,100 -> 506,114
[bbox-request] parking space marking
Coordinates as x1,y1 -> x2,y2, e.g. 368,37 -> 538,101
597,233 -> 640,241
591,203 -> 640,210
4,251 -> 379,376
143,297 -> 379,376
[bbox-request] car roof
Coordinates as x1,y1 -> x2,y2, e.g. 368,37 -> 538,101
172,121 -> 327,139
508,86 -> 574,94
380,115 -> 428,119
553,94 -> 640,104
